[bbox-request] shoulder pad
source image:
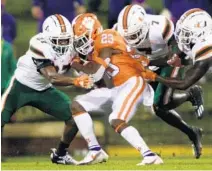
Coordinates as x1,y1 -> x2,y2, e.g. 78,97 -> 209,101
162,17 -> 174,42
28,33 -> 50,59
148,15 -> 174,43
192,37 -> 212,62
94,29 -> 127,53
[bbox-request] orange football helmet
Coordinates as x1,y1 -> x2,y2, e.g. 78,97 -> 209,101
72,13 -> 103,55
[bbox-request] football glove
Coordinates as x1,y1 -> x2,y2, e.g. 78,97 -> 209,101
73,75 -> 94,89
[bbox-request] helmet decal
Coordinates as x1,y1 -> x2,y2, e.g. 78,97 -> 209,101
55,14 -> 66,33
123,5 -> 133,30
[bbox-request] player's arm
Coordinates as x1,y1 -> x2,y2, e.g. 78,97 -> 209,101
71,60 -> 100,74
149,56 -> 169,67
155,58 -> 211,90
72,47 -> 111,73
72,48 -> 111,82
33,58 -> 92,88
40,65 -> 76,86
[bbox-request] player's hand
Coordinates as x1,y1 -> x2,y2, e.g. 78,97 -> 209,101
167,54 -> 182,67
73,75 -> 94,89
141,69 -> 157,81
70,56 -> 81,65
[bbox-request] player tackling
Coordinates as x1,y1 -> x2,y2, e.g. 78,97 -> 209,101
1,14 -> 93,165
156,9 -> 212,91
116,5 -> 203,158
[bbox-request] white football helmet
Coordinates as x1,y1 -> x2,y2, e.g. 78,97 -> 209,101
175,8 -> 212,52
42,14 -> 73,56
117,4 -> 149,47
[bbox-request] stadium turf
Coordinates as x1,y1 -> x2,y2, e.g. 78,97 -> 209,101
2,156 -> 212,170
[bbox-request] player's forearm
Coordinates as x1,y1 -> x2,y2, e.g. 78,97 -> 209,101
48,73 -> 75,86
155,76 -> 190,90
156,59 -> 210,90
149,57 -> 169,67
40,66 -> 75,86
72,61 -> 99,74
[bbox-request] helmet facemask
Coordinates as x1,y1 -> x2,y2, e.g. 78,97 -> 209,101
175,25 -> 211,52
124,21 -> 149,48
175,27 -> 194,52
74,31 -> 94,56
175,9 -> 212,53
48,34 -> 72,56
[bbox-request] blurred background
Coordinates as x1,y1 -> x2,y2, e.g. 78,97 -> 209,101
1,0 -> 212,158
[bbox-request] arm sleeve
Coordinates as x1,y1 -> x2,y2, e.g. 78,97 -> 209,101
32,58 -> 53,72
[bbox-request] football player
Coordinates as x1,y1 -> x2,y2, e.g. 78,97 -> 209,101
117,5 -> 203,158
1,14 -> 93,165
155,9 -> 212,109
70,13 -> 163,165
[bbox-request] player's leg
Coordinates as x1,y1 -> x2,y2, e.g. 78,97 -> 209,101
162,87 -> 204,118
158,67 -> 204,117
71,88 -> 111,164
154,67 -> 202,158
31,87 -> 78,164
154,67 -> 190,107
110,76 -> 163,165
154,74 -> 196,140
154,66 -> 199,135
1,78 -> 42,161
1,78 -> 29,128
1,77 -> 17,127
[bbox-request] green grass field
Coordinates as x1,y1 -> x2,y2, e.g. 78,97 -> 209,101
2,156 -> 212,170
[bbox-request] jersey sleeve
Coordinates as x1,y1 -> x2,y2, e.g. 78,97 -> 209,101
161,17 -> 174,42
192,39 -> 212,62
28,34 -> 54,71
148,14 -> 174,44
32,57 -> 53,72
28,34 -> 53,60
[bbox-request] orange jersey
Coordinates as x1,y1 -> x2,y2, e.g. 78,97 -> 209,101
92,29 -> 145,86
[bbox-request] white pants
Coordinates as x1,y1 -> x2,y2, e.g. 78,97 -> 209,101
75,76 -> 154,123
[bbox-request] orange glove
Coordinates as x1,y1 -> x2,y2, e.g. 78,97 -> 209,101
141,69 -> 157,81
73,75 -> 94,89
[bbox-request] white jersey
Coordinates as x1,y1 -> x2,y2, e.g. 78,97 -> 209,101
15,33 -> 75,91
133,14 -> 174,60
182,35 -> 212,64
